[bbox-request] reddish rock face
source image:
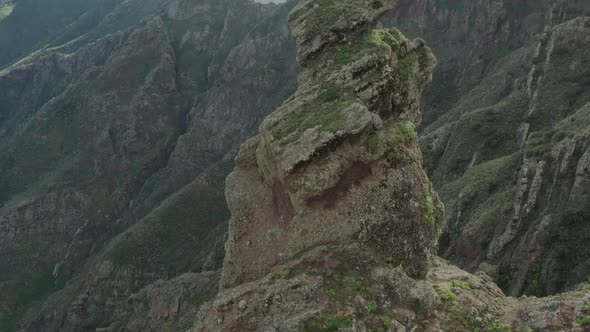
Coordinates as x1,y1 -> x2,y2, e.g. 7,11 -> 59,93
307,162 -> 373,210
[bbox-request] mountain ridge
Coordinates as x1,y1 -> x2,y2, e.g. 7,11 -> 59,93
0,0 -> 588,330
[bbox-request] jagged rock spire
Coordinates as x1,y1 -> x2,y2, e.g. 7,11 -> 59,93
220,0 -> 441,289
193,2 -> 590,332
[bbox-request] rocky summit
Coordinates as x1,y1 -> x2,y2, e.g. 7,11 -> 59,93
219,0 -> 441,289
193,0 -> 589,331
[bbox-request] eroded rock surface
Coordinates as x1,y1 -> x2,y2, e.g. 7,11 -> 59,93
220,0 -> 442,292
194,1 -> 590,331
196,244 -> 590,331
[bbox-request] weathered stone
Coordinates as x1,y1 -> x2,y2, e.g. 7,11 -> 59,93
220,0 -> 441,291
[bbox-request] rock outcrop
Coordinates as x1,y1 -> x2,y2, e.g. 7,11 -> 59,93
193,1 -> 590,331
196,243 -> 590,331
2,0 -> 589,330
220,0 -> 441,291
114,271 -> 220,332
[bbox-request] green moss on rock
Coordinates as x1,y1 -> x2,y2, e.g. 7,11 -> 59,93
451,280 -> 471,290
0,4 -> 14,21
277,267 -> 292,278
436,285 -> 457,303
291,0 -> 368,35
273,87 -> 353,139
320,28 -> 406,71
367,133 -> 380,154
366,300 -> 378,313
365,120 -> 417,157
302,313 -> 353,332
396,53 -> 418,80
422,189 -> 436,226
451,306 -> 509,332
390,121 -> 417,142
343,276 -> 364,291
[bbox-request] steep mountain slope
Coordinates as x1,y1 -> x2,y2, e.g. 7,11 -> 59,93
382,0 -> 590,296
192,0 -> 590,331
1,0 -> 589,330
0,0 -> 167,70
0,0 -> 298,330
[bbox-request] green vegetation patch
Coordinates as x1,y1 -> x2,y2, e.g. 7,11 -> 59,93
436,285 -> 457,303
451,280 -> 471,290
302,313 -> 353,332
366,315 -> 394,332
440,288 -> 457,302
318,28 -> 405,72
297,252 -> 400,332
0,4 -> 14,21
277,267 -> 292,278
438,153 -> 519,257
366,120 -> 417,156
272,87 -> 353,139
343,276 -> 364,292
303,264 -> 371,326
439,153 -> 519,208
366,300 -> 378,313
527,103 -> 590,161
291,0 -> 369,35
367,133 -> 380,154
422,189 -> 437,226
396,52 -> 417,80
311,268 -> 343,281
535,211 -> 590,295
395,45 -> 433,82
451,306 -> 510,332
388,120 -> 417,145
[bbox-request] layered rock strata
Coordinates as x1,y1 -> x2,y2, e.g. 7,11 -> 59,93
193,1 -> 590,331
220,0 -> 442,291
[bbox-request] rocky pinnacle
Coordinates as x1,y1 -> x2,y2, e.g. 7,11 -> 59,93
193,1 -> 590,331
221,0 -> 441,288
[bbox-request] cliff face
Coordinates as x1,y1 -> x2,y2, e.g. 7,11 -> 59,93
193,1 -> 589,331
220,0 -> 441,290
2,0 -> 589,330
382,0 -> 590,297
0,0 -> 298,330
